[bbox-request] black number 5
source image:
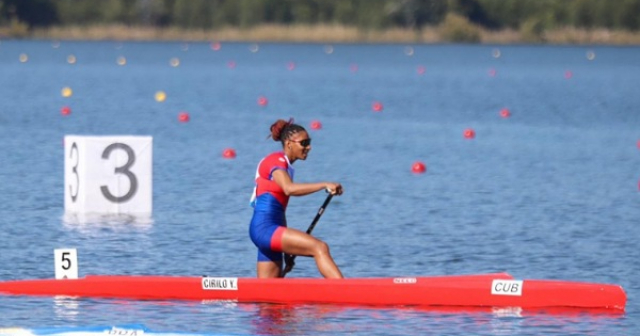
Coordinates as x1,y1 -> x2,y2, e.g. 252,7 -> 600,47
100,143 -> 138,203
61,252 -> 72,270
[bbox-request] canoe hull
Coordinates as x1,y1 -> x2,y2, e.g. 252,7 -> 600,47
0,273 -> 626,310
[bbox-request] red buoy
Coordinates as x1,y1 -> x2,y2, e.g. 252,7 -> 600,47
258,96 -> 268,107
464,128 -> 476,139
412,161 -> 426,174
372,101 -> 383,112
310,120 -> 322,130
417,66 -> 426,75
488,68 -> 497,77
350,64 -> 358,73
60,106 -> 71,116
565,70 -> 573,79
222,148 -> 237,159
227,61 -> 236,69
178,112 -> 190,122
500,108 -> 511,118
287,62 -> 296,71
211,42 -> 221,51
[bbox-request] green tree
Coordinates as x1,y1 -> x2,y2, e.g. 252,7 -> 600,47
572,0 -> 596,29
2,0 -> 57,27
617,0 -> 640,30
354,0 -> 389,30
386,0 -> 448,29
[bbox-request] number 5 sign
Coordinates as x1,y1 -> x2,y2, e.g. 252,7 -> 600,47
54,248 -> 78,279
64,135 -> 152,215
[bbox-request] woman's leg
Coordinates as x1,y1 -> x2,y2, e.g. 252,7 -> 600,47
257,261 -> 282,278
280,227 -> 343,279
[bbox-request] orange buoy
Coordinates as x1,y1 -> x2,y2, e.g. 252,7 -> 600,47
60,106 -> 71,116
372,101 -> 383,112
211,42 -> 221,51
222,148 -> 237,159
310,120 -> 322,130
500,108 -> 511,118
464,128 -> 476,139
417,66 -> 426,75
411,161 -> 426,174
178,112 -> 190,122
258,96 -> 268,107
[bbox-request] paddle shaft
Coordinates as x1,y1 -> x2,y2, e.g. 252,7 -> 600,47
305,193 -> 333,235
282,193 -> 333,276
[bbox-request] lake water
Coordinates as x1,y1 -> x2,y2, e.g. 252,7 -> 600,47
0,40 -> 639,335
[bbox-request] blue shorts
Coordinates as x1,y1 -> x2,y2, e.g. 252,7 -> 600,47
249,194 -> 286,262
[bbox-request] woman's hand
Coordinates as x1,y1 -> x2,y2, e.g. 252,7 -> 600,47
325,182 -> 343,195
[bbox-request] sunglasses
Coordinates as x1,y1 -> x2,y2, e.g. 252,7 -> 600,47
290,138 -> 312,147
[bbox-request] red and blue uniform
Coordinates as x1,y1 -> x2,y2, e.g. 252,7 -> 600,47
249,152 -> 294,262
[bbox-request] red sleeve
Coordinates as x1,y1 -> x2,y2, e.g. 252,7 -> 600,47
258,152 -> 288,180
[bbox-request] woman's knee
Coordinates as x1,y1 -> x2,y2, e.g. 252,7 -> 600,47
313,240 -> 331,256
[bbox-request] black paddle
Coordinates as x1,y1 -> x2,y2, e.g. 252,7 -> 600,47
281,192 -> 334,277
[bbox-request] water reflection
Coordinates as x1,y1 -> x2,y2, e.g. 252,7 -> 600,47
61,213 -> 154,233
3,296 -> 626,336
53,296 -> 81,321
235,303 -> 626,336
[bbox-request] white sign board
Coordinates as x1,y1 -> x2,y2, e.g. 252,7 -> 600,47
54,248 -> 78,279
64,135 -> 152,215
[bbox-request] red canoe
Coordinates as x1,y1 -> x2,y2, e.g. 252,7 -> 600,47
0,273 -> 625,310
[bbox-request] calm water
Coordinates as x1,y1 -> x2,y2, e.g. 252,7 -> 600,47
0,40 -> 639,335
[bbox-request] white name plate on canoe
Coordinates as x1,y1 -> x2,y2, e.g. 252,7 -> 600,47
202,277 -> 238,290
491,279 -> 523,296
64,135 -> 152,215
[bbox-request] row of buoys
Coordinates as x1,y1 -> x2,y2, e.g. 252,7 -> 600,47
39,41 -> 599,61
12,52 -> 580,80
61,86 -> 511,130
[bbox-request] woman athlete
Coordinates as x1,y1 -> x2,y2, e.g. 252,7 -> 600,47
249,119 -> 344,279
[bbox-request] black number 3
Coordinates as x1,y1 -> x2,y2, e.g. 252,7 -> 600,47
100,143 -> 138,203
69,142 -> 79,202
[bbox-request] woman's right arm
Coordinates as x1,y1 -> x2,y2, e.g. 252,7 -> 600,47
272,170 -> 343,196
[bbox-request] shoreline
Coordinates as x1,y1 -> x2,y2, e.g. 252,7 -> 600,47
3,24 -> 640,45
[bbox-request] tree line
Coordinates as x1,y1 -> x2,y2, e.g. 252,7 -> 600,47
1,0 -> 639,33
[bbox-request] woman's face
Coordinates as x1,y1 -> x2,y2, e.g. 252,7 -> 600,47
286,131 -> 312,161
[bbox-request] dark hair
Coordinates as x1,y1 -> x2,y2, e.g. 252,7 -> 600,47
269,118 -> 306,145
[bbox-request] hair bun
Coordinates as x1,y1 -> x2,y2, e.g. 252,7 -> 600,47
269,119 -> 288,141
269,118 -> 294,141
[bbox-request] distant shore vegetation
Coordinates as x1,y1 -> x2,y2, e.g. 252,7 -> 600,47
1,0 -> 640,45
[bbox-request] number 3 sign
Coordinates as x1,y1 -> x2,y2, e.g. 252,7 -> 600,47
64,135 -> 153,215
